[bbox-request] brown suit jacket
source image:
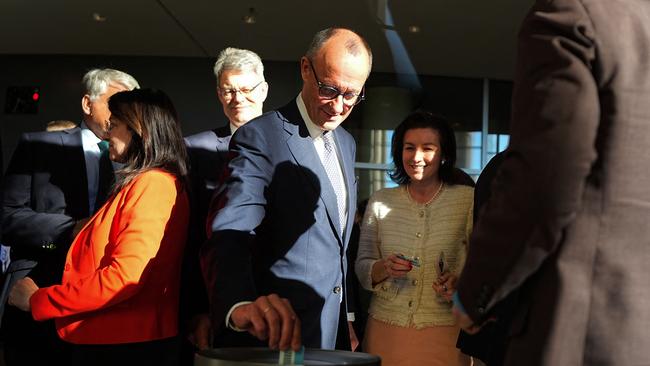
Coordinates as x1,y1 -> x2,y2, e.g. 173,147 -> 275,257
457,0 -> 650,365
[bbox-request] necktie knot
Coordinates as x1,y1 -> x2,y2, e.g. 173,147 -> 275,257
97,140 -> 109,154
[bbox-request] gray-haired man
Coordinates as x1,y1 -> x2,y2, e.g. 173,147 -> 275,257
1,68 -> 139,365
182,47 -> 268,352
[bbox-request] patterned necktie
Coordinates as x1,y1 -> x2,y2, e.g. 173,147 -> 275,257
321,132 -> 346,233
95,140 -> 113,212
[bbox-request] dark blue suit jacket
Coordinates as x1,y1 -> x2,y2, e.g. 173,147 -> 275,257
2,128 -> 89,285
181,126 -> 231,324
201,100 -> 357,349
0,127 -> 89,350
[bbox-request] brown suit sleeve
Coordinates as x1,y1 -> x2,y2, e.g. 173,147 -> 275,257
457,0 -> 600,322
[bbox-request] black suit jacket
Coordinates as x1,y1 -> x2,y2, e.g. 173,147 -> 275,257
180,126 -> 232,325
1,127 -> 90,339
184,125 -> 232,231
2,127 -> 89,285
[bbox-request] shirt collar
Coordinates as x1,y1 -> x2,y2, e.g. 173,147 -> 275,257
80,121 -> 101,144
296,93 -> 326,140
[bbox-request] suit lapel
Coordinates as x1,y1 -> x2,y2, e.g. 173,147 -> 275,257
280,102 -> 344,243
213,125 -> 231,152
61,127 -> 90,217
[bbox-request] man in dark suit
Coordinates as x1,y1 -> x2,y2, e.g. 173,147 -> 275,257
181,48 -> 268,353
0,68 -> 139,365
453,0 -> 650,365
201,27 -> 372,351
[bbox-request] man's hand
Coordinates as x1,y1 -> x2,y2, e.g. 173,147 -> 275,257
8,277 -> 38,312
230,294 -> 301,351
188,313 -> 212,350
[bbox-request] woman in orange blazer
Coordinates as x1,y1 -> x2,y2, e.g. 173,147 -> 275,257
8,88 -> 190,366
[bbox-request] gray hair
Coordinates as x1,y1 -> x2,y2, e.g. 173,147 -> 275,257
305,28 -> 373,70
213,47 -> 265,81
82,68 -> 140,100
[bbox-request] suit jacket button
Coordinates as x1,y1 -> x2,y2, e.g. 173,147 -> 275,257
333,286 -> 341,294
477,306 -> 486,314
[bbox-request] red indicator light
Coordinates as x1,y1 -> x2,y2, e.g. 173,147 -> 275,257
32,92 -> 39,101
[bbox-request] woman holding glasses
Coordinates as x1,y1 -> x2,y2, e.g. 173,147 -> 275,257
355,111 -> 473,365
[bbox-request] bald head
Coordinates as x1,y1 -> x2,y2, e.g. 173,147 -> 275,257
300,28 -> 373,131
306,28 -> 373,77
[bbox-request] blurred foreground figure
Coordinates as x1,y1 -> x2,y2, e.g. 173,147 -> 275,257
454,1 -> 650,365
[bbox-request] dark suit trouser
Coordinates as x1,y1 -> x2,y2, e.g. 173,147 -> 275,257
335,298 -> 351,351
2,306 -> 70,366
67,336 -> 181,366
1,259 -> 70,366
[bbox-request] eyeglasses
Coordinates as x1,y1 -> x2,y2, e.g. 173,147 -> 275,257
308,59 -> 365,107
218,80 -> 265,99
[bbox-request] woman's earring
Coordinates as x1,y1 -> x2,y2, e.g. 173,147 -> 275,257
441,159 -> 446,165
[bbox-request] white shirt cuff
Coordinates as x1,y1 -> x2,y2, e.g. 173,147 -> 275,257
225,301 -> 253,332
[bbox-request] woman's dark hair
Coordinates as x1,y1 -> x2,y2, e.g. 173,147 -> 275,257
389,110 -> 457,185
108,88 -> 188,192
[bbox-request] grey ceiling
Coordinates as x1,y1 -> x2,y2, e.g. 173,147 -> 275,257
0,0 -> 533,80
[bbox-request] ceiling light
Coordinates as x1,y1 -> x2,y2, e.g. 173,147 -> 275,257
242,8 -> 256,24
408,25 -> 420,33
92,13 -> 107,22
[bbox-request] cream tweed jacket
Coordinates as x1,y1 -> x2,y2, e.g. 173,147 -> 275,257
355,184 -> 474,328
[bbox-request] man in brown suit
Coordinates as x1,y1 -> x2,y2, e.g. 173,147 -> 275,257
453,0 -> 650,365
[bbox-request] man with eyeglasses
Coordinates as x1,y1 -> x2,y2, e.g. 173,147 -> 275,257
181,48 -> 268,357
201,28 -> 372,351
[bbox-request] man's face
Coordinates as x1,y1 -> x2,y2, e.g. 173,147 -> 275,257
217,69 -> 268,129
300,45 -> 370,131
81,83 -> 129,139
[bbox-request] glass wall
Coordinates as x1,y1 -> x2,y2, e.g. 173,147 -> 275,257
350,77 -> 512,202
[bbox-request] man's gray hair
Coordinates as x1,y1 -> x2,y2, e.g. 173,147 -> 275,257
306,28 -> 373,70
213,47 -> 265,81
82,68 -> 140,100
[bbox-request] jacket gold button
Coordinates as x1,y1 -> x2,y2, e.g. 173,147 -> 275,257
333,286 -> 341,294
416,232 -> 422,238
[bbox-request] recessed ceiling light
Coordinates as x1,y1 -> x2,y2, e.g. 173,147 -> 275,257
93,13 -> 107,22
408,25 -> 420,33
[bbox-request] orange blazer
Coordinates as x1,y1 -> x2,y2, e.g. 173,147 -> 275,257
30,169 -> 189,344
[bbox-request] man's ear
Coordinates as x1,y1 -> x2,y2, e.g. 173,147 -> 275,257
259,81 -> 269,103
81,95 -> 92,116
299,57 -> 310,82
